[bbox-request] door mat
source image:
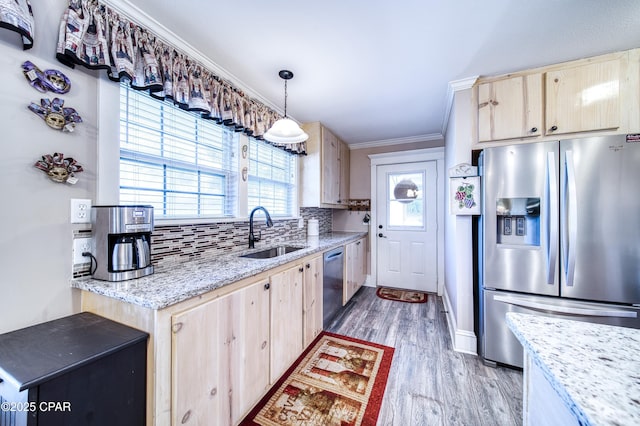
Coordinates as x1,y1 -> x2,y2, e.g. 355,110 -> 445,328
376,287 -> 428,303
240,331 -> 394,426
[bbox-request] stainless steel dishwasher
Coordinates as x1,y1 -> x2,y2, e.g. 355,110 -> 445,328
323,247 -> 344,328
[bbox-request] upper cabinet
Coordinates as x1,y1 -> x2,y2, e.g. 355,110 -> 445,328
300,121 -> 350,208
475,49 -> 638,145
478,73 -> 543,142
545,59 -> 620,135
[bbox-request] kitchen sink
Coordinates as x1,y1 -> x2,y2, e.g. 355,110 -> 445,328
240,245 -> 305,259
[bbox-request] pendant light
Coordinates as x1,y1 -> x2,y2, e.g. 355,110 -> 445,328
263,70 -> 308,144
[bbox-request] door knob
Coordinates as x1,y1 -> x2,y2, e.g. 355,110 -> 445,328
378,233 -> 387,238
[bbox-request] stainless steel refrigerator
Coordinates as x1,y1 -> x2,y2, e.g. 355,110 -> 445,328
479,134 -> 640,368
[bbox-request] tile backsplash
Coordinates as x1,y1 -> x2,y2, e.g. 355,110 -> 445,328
151,207 -> 332,270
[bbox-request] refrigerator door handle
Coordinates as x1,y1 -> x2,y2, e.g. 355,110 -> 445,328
494,294 -> 638,318
547,152 -> 558,285
564,151 -> 578,286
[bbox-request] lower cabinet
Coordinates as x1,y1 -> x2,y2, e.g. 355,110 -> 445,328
303,255 -> 324,347
269,264 -> 304,384
81,250 -> 338,425
344,237 -> 367,304
171,279 -> 271,425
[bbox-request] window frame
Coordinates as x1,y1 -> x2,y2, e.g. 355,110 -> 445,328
97,79 -> 300,225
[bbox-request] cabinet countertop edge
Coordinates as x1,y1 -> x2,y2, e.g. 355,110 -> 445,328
506,312 -> 640,426
70,232 -> 367,311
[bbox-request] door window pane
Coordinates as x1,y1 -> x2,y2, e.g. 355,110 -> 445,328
388,172 -> 425,229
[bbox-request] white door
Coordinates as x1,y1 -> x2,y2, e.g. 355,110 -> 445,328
376,161 -> 438,292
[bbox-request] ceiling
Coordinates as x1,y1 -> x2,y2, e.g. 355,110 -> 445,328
122,0 -> 640,146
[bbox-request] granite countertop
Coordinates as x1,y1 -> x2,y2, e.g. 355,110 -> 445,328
71,232 -> 366,310
506,312 -> 640,426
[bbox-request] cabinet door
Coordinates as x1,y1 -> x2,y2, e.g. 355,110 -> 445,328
546,59 -> 620,135
355,237 -> 367,290
344,238 -> 367,304
478,74 -> 543,142
338,140 -> 350,205
172,280 -> 270,425
303,255 -> 324,348
270,264 -> 304,383
321,128 -> 340,205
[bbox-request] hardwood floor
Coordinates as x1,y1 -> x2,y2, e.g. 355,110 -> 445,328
327,286 -> 523,426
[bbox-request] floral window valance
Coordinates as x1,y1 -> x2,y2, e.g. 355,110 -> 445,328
55,0 -> 306,155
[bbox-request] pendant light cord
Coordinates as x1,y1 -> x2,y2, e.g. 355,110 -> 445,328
283,79 -> 288,118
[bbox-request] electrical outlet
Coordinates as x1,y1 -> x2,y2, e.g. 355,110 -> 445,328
73,238 -> 92,265
70,198 -> 92,224
298,217 -> 304,229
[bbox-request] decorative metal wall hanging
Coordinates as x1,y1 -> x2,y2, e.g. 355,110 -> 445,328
34,152 -> 83,184
22,61 -> 71,94
28,98 -> 82,132
0,0 -> 34,50
347,199 -> 371,211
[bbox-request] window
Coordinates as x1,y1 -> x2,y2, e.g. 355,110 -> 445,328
119,83 -> 238,219
248,138 -> 296,216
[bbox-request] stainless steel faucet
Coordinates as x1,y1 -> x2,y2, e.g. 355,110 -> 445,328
248,206 -> 274,248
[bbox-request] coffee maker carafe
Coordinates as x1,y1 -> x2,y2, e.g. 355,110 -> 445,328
92,205 -> 154,281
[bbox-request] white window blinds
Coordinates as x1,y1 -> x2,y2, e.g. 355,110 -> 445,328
119,83 -> 238,219
248,138 -> 296,216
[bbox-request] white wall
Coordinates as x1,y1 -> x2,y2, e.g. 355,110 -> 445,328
0,0 -> 98,333
443,82 -> 477,354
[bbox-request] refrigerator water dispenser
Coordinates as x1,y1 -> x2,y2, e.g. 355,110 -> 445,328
496,197 -> 540,246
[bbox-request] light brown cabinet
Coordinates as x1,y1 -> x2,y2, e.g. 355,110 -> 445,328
269,263 -> 304,383
344,237 -> 367,305
301,121 -> 350,208
302,255 -> 323,347
545,59 -> 620,135
476,52 -> 631,145
171,279 -> 270,425
339,140 -> 350,205
477,74 -> 543,142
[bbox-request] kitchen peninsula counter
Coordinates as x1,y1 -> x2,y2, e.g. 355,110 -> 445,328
72,232 -> 366,310
506,312 -> 640,426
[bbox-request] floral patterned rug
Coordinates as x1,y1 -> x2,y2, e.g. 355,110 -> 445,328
240,332 -> 394,426
376,287 -> 428,304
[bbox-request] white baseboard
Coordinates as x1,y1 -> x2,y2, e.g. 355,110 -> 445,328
442,287 -> 477,355
363,275 -> 374,287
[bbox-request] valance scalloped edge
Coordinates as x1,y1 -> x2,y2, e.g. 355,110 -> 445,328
55,0 -> 306,155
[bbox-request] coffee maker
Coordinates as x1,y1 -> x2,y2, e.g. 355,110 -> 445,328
91,205 -> 154,281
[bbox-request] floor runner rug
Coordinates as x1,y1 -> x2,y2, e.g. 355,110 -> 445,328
376,287 -> 428,303
240,331 -> 394,426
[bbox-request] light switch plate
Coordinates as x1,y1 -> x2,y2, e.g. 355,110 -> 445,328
70,198 -> 92,224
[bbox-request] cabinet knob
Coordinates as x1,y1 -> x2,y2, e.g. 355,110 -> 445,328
306,263 -> 311,269
378,225 -> 383,229
531,127 -> 538,133
264,283 -> 270,290
550,125 -> 558,132
299,267 -> 304,273
181,410 -> 192,424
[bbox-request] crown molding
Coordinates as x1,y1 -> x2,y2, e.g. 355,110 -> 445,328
101,0 -> 286,117
349,133 -> 443,150
441,76 -> 478,135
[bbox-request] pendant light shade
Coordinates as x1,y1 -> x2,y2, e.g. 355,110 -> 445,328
264,70 -> 308,144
